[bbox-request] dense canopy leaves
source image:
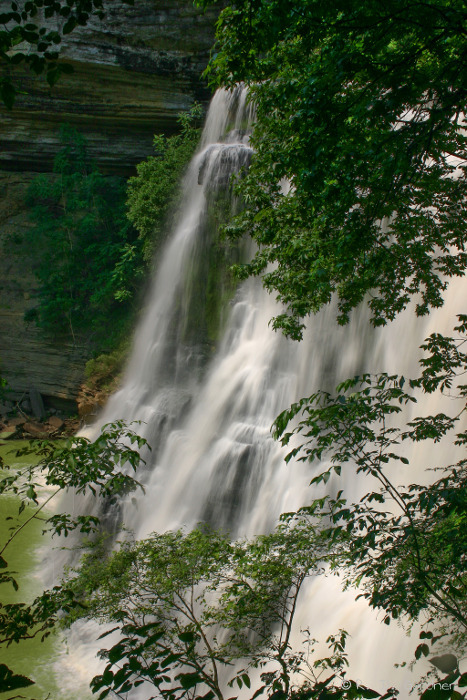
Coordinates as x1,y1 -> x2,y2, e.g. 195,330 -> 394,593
200,0 -> 467,338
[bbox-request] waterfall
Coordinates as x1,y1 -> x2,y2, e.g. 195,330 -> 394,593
64,87 -> 465,697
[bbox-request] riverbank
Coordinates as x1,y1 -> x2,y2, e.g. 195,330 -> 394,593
0,414 -> 80,441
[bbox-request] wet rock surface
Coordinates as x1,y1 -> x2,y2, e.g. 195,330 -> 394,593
0,412 -> 80,441
0,171 -> 89,409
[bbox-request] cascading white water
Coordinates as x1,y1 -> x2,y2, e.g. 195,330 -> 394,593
65,87 -> 465,698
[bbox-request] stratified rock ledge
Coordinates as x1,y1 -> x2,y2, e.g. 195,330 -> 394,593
0,0 -> 218,175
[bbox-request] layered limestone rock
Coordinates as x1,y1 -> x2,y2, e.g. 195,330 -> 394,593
0,0 -> 218,410
0,0 -> 218,174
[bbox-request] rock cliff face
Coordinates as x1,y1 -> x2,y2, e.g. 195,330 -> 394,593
0,0 -> 218,411
0,0 -> 217,174
0,171 -> 90,411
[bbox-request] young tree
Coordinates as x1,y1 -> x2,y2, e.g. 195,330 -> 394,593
66,518 -> 386,700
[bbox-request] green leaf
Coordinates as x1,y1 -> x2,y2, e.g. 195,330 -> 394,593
421,689 -> 458,700
0,664 -> 35,692
420,631 -> 433,640
46,68 -> 59,86
58,62 -> 74,74
97,626 -> 121,640
10,51 -> 25,65
63,16 -> 77,33
142,630 -> 165,648
161,653 -> 182,668
359,689 -> 381,699
1,80 -> 15,109
178,672 -> 202,689
177,631 -> 195,643
415,643 -> 430,660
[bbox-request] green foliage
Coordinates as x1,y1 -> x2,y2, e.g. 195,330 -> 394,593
0,421 -> 149,693
414,315 -> 467,396
273,320 -> 467,648
23,125 -> 143,350
69,519 -> 388,700
185,9 -> 467,686
0,0 -> 134,108
202,193 -> 243,344
0,421 -> 147,585
127,101 -> 240,349
0,662 -> 34,693
127,104 -> 203,262
199,0 -> 467,339
74,527 -> 233,700
3,4 -> 466,697
0,369 -> 8,403
84,345 -> 129,393
173,192 -> 241,350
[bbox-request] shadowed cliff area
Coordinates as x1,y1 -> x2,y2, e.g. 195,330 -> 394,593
0,0 -> 218,412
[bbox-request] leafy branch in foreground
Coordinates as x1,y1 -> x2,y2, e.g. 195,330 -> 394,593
48,320 -> 467,700
0,420 -> 149,694
273,319 -> 467,651
67,519 -> 390,700
198,0 -> 467,339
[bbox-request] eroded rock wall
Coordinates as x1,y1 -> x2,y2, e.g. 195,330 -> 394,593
0,0 -> 217,174
0,0 -> 218,410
